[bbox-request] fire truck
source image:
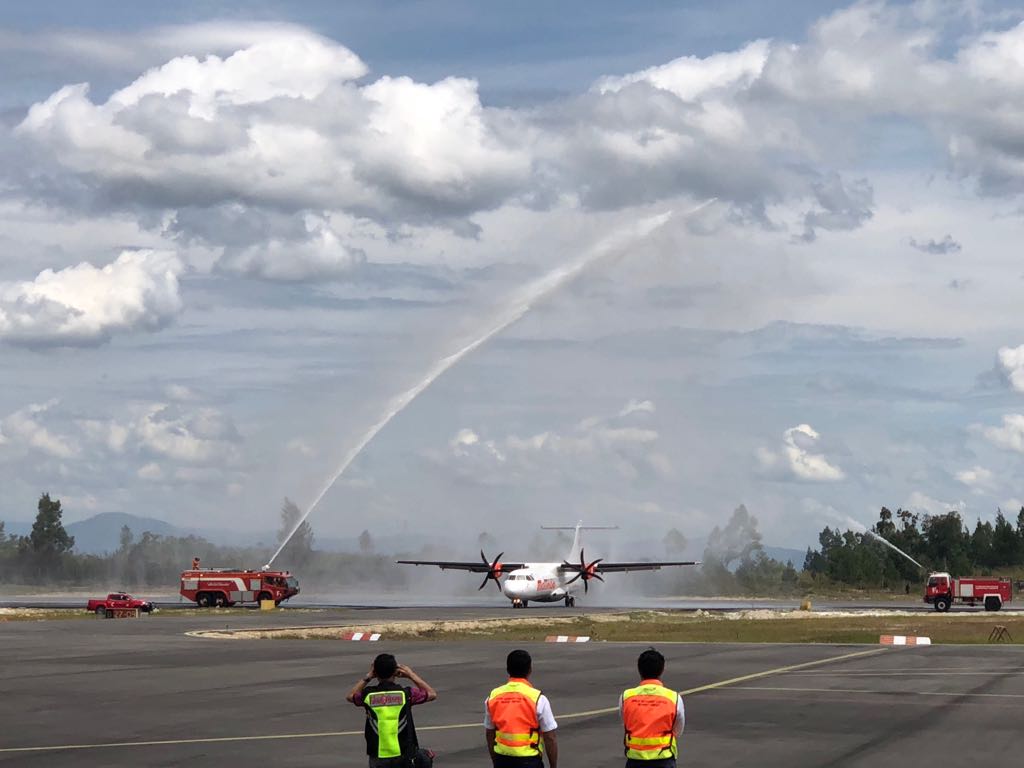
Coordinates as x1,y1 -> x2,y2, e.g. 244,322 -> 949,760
179,568 -> 300,607
924,572 -> 1012,612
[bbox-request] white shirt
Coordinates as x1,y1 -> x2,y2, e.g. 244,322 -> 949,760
618,687 -> 685,736
483,691 -> 558,732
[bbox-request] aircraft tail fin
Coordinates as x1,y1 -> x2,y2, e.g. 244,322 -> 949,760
541,522 -> 618,561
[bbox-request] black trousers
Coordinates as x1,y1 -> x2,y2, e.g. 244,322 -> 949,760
625,759 -> 676,768
492,756 -> 544,768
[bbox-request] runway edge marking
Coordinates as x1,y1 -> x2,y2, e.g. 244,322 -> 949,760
0,647 -> 887,754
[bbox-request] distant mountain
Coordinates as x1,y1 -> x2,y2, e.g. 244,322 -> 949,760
68,512 -> 186,554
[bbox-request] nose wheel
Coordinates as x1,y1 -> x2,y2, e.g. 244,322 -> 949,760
564,596 -> 576,608
511,599 -> 529,609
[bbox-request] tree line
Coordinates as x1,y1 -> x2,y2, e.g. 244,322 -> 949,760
804,506 -> 1024,589
10,493 -> 1016,597
0,495 -> 405,591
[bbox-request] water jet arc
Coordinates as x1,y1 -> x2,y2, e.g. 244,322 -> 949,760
265,201 -> 712,568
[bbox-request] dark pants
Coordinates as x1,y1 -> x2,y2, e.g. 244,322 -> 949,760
625,759 -> 676,768
493,756 -> 544,768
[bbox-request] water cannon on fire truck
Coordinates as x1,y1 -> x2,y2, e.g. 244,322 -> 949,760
180,565 -> 299,608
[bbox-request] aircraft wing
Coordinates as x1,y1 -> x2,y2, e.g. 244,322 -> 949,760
560,560 -> 700,574
396,560 -> 527,572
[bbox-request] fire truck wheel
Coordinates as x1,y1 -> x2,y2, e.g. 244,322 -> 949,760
214,594 -> 226,608
935,597 -> 951,612
197,593 -> 211,608
95,607 -> 105,616
985,596 -> 1001,611
258,592 -> 272,603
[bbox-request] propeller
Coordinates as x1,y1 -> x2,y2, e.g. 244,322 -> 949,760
478,550 -> 506,591
565,549 -> 605,593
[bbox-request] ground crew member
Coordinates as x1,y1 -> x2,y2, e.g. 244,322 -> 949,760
485,649 -> 558,768
348,653 -> 437,767
191,557 -> 200,570
620,648 -> 684,767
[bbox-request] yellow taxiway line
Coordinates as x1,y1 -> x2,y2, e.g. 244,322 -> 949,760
0,647 -> 886,754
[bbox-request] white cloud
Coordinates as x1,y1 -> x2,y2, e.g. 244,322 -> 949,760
0,250 -> 183,346
618,399 -> 656,418
137,462 -> 163,481
286,438 -> 315,457
15,28 -> 530,246
955,465 -> 993,488
0,400 -> 78,459
217,215 -> 365,280
758,423 -> 845,482
444,400 -> 664,483
997,345 -> 1024,392
133,404 -> 240,464
907,490 -> 965,517
982,414 -> 1024,453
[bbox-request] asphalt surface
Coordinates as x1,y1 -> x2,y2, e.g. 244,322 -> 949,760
2,608 -> 1023,766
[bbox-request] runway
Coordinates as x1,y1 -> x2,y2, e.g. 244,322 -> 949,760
2,608 -> 1022,766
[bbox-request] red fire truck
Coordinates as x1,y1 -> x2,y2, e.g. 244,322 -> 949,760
179,568 -> 300,607
924,571 -> 1012,612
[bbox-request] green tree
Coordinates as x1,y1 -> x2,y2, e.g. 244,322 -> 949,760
26,493 -> 75,578
277,498 -> 314,566
663,528 -> 688,556
118,525 -> 135,554
358,529 -> 374,554
991,511 -> 1017,566
970,519 -> 995,570
922,512 -> 970,575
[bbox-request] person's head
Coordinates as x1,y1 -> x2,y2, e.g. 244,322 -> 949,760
373,653 -> 398,680
506,649 -> 532,679
637,648 -> 665,680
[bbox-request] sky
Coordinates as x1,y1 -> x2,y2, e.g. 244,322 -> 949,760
3,0 -> 1024,553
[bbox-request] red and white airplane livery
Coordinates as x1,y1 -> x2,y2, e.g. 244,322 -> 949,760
398,522 -> 698,608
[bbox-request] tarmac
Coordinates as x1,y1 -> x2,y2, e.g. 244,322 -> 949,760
2,607 -> 1023,767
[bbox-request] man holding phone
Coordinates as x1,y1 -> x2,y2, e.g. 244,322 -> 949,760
348,653 -> 438,767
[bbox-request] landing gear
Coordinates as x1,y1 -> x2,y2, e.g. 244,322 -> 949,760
511,599 -> 529,609
564,596 -> 576,608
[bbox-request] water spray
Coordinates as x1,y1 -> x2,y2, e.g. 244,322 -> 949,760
862,529 -> 926,571
833,512 -> 926,572
264,200 -> 715,568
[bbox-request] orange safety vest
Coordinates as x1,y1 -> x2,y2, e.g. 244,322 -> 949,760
487,678 -> 543,757
622,679 -> 679,760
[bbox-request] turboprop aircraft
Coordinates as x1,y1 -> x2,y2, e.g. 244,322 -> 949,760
397,522 -> 698,608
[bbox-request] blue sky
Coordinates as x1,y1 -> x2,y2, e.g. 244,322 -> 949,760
3,1 -> 1024,554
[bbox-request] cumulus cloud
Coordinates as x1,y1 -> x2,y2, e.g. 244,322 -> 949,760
0,400 -> 78,459
137,462 -> 163,480
286,438 -> 315,457
910,235 -> 962,255
956,465 -> 993,488
216,215 -> 366,280
0,250 -> 182,346
996,345 -> 1024,392
906,490 -> 965,517
757,423 -> 845,482
799,173 -> 874,242
133,404 -> 240,463
14,28 -> 530,237
981,414 -> 1024,453
442,400 -> 668,483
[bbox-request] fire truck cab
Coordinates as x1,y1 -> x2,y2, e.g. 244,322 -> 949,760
925,571 -> 1011,612
180,568 -> 300,608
